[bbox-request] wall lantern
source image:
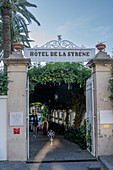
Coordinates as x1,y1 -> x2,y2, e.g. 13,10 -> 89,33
54,94 -> 58,100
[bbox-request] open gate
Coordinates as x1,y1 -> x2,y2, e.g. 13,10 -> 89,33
26,77 -> 29,159
86,77 -> 95,156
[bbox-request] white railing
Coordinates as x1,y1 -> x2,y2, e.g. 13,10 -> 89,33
0,51 -> 4,73
0,61 -> 4,73
0,51 -> 3,61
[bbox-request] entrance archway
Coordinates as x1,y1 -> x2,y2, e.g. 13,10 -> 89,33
25,36 -> 95,161
25,38 -> 113,160
2,37 -> 113,161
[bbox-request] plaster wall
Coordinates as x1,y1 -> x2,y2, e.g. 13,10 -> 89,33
0,96 -> 7,160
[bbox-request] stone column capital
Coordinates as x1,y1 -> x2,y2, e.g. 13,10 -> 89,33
3,52 -> 31,65
87,52 -> 113,68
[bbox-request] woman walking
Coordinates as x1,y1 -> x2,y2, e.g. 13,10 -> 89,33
32,115 -> 39,138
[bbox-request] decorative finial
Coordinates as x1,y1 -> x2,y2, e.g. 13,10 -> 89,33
13,43 -> 23,52
58,35 -> 62,41
96,43 -> 106,52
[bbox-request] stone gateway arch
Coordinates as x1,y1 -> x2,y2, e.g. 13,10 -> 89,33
0,37 -> 113,161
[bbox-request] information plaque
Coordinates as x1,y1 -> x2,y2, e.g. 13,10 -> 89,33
10,112 -> 23,126
100,110 -> 113,124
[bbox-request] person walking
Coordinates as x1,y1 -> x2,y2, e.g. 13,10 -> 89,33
41,118 -> 49,136
32,115 -> 39,138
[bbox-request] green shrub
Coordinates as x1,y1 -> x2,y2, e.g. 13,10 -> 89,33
86,124 -> 92,151
64,120 -> 87,149
41,116 -> 47,121
49,119 -> 92,151
48,121 -> 65,135
0,72 -> 9,95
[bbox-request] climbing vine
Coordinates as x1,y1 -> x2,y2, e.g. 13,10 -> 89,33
109,66 -> 113,101
86,123 -> 92,152
0,72 -> 9,95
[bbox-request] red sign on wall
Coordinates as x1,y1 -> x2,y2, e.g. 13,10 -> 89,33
13,128 -> 20,134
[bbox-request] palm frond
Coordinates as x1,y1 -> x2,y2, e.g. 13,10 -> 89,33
17,6 -> 40,25
18,0 -> 37,8
0,0 -> 40,51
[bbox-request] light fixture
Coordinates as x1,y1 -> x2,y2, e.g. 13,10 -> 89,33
54,94 -> 58,100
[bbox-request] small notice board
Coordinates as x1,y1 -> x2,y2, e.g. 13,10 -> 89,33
10,112 -> 23,126
100,110 -> 113,124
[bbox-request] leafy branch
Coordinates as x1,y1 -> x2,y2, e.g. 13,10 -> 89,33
0,72 -> 9,95
109,65 -> 113,101
28,62 -> 91,93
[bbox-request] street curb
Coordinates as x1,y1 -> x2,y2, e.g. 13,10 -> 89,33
26,158 -> 97,163
98,156 -> 113,170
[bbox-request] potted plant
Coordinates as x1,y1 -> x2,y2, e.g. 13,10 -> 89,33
96,42 -> 106,52
13,35 -> 23,52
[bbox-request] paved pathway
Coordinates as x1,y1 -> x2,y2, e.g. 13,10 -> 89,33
0,131 -> 104,170
29,131 -> 96,162
0,161 -> 104,170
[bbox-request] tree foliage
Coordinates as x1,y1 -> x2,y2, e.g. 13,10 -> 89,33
0,0 -> 40,26
0,72 -> 9,95
28,62 -> 91,129
28,62 -> 91,92
0,0 -> 40,54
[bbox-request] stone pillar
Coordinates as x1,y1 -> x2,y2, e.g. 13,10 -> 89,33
52,110 -> 54,122
63,110 -> 66,125
54,110 -> 57,123
87,48 -> 113,157
51,109 -> 54,121
59,110 -> 62,124
57,110 -> 60,124
3,52 -> 30,161
63,110 -> 65,125
53,110 -> 55,122
56,110 -> 58,123
70,109 -> 73,126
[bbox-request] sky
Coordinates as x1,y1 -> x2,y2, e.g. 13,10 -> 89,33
28,0 -> 113,56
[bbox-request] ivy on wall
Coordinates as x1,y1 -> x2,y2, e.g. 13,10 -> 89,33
0,72 -> 9,95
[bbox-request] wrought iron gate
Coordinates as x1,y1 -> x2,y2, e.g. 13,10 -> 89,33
86,77 -> 95,156
26,77 -> 29,159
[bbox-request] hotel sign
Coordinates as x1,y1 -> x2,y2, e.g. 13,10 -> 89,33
24,48 -> 95,63
30,51 -> 90,57
24,37 -> 95,63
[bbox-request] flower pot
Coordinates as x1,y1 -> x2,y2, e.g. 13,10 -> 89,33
96,43 -> 106,52
13,43 -> 23,52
